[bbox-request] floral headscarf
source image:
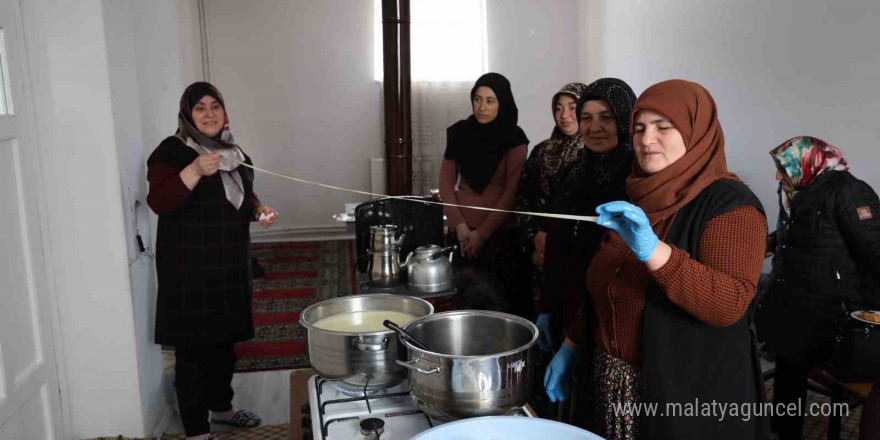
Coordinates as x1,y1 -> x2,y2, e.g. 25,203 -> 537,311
770,136 -> 849,213
539,82 -> 589,184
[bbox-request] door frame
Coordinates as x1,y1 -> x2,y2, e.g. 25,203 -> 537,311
1,0 -> 70,437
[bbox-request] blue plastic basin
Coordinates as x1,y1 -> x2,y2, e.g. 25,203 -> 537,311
410,416 -> 604,440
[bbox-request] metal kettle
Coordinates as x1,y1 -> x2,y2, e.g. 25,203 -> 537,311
405,245 -> 456,293
366,225 -> 408,287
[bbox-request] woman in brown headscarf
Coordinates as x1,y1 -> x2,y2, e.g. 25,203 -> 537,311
545,80 -> 770,439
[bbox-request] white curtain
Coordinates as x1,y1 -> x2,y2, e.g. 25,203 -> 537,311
410,81 -> 472,195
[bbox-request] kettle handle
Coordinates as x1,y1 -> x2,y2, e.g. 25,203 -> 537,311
428,245 -> 457,261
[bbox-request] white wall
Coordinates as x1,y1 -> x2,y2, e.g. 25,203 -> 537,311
584,0 -> 880,229
487,0 -> 582,151
103,0 -> 205,435
20,0 -> 202,437
204,0 -> 381,238
202,0 -> 582,238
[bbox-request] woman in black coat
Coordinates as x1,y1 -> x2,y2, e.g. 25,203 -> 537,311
758,136 -> 880,440
147,82 -> 277,440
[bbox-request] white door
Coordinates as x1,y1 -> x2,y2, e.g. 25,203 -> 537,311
0,0 -> 65,438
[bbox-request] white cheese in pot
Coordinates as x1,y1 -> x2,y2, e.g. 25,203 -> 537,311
313,310 -> 418,332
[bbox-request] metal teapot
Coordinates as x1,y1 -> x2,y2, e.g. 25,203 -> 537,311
366,225 -> 408,287
405,245 -> 456,293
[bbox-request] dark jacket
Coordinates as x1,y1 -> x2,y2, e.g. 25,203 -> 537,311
147,136 -> 257,346
758,170 -> 880,360
542,145 -> 632,348
640,179 -> 770,440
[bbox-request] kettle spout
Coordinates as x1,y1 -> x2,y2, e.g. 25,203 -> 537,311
395,233 -> 406,248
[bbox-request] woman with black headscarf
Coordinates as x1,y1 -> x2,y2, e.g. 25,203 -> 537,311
536,78 -> 636,356
439,72 -> 528,311
147,82 -> 275,440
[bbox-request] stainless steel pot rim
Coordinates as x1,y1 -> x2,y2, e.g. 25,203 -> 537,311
400,310 -> 538,359
299,294 -> 434,337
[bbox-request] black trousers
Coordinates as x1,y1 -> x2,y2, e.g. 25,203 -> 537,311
175,345 -> 237,436
773,337 -> 834,440
772,358 -> 812,440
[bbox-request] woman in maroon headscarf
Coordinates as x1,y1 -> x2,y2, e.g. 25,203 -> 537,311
545,80 -> 769,439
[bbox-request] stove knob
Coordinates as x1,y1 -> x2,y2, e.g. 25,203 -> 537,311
300,402 -> 310,414
302,427 -> 313,440
301,416 -> 311,428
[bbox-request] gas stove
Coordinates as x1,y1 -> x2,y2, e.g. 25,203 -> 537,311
301,375 -> 535,440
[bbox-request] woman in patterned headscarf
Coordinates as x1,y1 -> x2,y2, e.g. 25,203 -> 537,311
758,136 -> 880,440
515,82 -> 587,324
147,82 -> 276,440
517,82 -> 588,268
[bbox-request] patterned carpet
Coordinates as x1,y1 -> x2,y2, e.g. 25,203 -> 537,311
82,424 -> 290,440
233,240 -> 356,373
764,378 -> 863,440
162,424 -> 289,439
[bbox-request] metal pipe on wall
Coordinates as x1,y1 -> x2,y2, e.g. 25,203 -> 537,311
381,0 -> 413,195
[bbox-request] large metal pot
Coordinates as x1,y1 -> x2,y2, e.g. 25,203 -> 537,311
398,311 -> 538,420
300,294 -> 433,389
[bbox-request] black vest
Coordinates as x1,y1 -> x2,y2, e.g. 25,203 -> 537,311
640,179 -> 770,439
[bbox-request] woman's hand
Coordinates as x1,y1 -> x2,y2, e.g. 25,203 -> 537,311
596,201 -> 659,262
180,153 -> 223,190
455,223 -> 471,257
531,251 -> 545,269
597,201 -> 673,269
465,230 -> 485,257
191,153 -> 223,176
534,231 -> 547,255
532,231 -> 547,269
544,338 -> 580,402
254,204 -> 279,228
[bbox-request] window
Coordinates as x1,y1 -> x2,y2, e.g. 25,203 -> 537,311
0,29 -> 14,115
373,0 -> 488,82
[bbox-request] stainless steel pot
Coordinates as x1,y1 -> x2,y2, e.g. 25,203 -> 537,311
398,311 -> 538,420
300,294 -> 434,389
406,245 -> 455,293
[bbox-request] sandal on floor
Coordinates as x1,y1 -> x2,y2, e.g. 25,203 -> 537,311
211,409 -> 261,428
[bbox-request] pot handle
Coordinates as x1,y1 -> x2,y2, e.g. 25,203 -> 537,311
396,359 -> 441,375
354,336 -> 388,352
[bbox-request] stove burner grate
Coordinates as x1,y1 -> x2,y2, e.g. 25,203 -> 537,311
315,376 -> 422,438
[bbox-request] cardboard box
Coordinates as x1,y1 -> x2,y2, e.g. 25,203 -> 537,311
289,368 -> 316,440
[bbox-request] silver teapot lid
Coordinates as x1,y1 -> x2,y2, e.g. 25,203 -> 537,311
370,224 -> 398,234
414,244 -> 444,254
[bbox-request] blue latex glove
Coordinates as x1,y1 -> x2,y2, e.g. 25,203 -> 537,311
544,343 -> 580,403
596,201 -> 659,262
535,314 -> 552,352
